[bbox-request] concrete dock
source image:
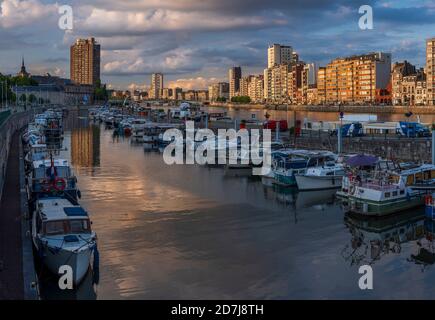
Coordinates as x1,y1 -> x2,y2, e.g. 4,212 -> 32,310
0,113 -> 39,300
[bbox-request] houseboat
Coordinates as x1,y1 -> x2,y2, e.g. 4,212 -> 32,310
341,161 -> 435,216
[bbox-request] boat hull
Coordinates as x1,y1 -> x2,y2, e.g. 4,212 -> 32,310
37,242 -> 94,285
295,175 -> 342,191
342,193 -> 425,216
274,172 -> 297,186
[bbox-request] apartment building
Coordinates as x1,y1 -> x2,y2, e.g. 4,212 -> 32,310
228,67 -> 242,99
150,73 -> 163,99
321,52 -> 391,104
391,61 -> 416,105
267,44 -> 297,68
317,67 -> 327,104
427,37 -> 435,106
70,38 -> 101,86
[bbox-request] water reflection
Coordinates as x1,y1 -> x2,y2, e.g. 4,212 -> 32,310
71,125 -> 101,168
343,211 -> 426,266
409,220 -> 435,271
38,110 -> 435,299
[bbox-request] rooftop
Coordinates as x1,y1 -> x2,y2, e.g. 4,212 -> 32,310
38,198 -> 88,221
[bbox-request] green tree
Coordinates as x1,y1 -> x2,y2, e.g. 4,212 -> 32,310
28,94 -> 37,104
10,76 -> 38,86
216,97 -> 227,102
231,96 -> 251,103
94,79 -> 108,101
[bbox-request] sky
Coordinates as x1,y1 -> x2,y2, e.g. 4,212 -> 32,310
0,0 -> 434,91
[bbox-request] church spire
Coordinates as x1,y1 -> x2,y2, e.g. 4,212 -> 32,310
18,56 -> 30,78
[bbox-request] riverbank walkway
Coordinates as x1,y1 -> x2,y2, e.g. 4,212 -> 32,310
0,132 -> 25,299
0,131 -> 38,299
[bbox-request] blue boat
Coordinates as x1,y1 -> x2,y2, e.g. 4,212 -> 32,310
272,150 -> 337,187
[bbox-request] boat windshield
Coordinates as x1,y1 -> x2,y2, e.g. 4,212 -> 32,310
43,219 -> 91,236
34,166 -> 70,179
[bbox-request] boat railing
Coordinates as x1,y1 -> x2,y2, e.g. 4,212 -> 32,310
357,181 -> 400,191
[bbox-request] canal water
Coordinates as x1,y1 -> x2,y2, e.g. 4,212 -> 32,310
40,110 -> 435,299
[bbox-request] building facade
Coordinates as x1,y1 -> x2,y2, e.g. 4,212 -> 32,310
391,61 -> 416,105
264,64 -> 290,103
248,75 -> 264,103
150,73 -> 163,99
267,44 -> 296,68
317,67 -> 327,104
321,52 -> 391,104
162,88 -> 173,100
400,70 -> 427,106
208,82 -> 229,101
70,38 -> 101,86
427,37 -> 435,106
228,67 -> 242,99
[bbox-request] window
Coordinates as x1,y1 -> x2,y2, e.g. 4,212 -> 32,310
385,192 -> 391,198
70,219 -> 91,234
392,191 -> 398,197
44,221 -> 66,235
43,219 -> 91,235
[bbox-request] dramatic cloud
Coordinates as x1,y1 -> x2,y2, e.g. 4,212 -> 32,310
167,77 -> 220,90
77,8 -> 286,36
0,0 -> 434,88
0,0 -> 57,28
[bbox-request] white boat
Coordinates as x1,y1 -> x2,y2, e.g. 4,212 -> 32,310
341,161 -> 435,216
295,162 -> 345,191
131,119 -> 149,142
273,150 -> 337,186
32,197 -> 97,285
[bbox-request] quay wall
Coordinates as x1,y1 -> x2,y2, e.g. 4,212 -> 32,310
292,134 -> 432,163
209,103 -> 435,114
0,109 -> 40,201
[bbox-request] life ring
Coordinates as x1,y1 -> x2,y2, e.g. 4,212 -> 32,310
54,178 -> 66,191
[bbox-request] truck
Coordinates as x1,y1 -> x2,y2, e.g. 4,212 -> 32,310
396,122 -> 430,137
331,122 -> 364,137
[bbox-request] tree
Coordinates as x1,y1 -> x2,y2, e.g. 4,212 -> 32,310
10,76 -> 38,87
94,79 -> 108,101
19,94 -> 26,103
28,94 -> 37,104
231,96 -> 251,104
216,97 -> 227,102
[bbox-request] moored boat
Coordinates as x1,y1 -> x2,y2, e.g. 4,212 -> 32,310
32,197 -> 97,285
341,161 -> 435,216
295,161 -> 345,191
273,150 -> 337,187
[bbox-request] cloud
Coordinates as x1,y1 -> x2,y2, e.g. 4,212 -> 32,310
167,77 -> 220,90
76,8 -> 286,36
0,0 -> 57,28
127,82 -> 148,91
102,48 -> 206,76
